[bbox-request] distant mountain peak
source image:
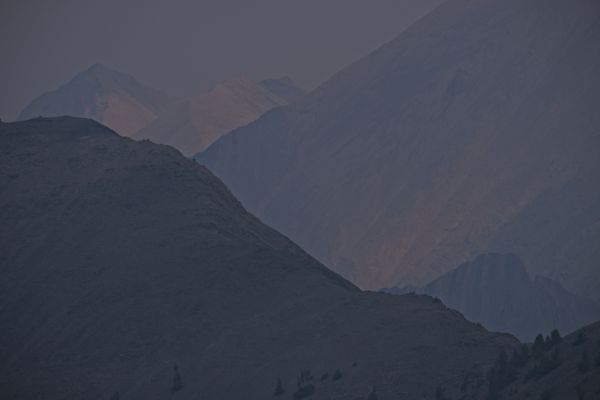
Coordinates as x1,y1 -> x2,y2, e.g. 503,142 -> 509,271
198,0 -> 600,302
62,63 -> 130,87
19,65 -> 305,155
383,253 -> 600,341
205,76 -> 278,100
83,62 -> 113,74
18,64 -> 173,137
259,75 -> 306,103
461,253 -> 529,277
134,75 -> 299,156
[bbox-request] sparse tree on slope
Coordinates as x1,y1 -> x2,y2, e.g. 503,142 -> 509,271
274,377 -> 284,396
172,364 -> 183,393
367,385 -> 379,400
578,351 -> 590,373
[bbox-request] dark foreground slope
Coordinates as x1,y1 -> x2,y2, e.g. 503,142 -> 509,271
384,254 -> 600,341
498,322 -> 600,399
197,0 -> 600,301
0,118 -> 515,400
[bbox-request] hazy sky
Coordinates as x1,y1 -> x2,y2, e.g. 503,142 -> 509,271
0,0 -> 443,120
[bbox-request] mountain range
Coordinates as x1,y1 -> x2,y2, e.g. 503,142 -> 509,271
18,63 -> 173,137
18,64 -> 305,156
134,76 -> 303,156
5,0 -> 600,397
0,117 -> 518,400
383,253 -> 600,341
197,0 -> 600,302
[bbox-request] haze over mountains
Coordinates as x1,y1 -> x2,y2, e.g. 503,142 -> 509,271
18,65 -> 305,156
0,117 -> 516,399
18,63 -> 173,137
4,0 -> 600,398
383,253 -> 600,341
134,76 -> 304,156
198,0 -> 600,301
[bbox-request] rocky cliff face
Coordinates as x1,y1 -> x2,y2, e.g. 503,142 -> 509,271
197,0 -> 600,301
18,63 -> 173,136
383,253 -> 600,341
0,117 -> 516,400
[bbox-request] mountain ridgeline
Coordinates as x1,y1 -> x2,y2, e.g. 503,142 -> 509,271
0,117 -> 517,400
18,63 -> 173,137
383,253 -> 600,341
134,77 -> 304,156
18,65 -> 305,156
197,0 -> 600,302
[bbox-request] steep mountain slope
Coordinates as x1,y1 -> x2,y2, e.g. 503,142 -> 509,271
134,77 -> 303,156
383,253 -> 600,341
18,63 -> 173,136
197,0 -> 600,301
0,117 -> 517,400
499,322 -> 600,399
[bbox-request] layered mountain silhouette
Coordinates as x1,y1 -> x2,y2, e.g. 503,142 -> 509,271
134,76 -> 304,156
383,253 -> 600,341
18,66 -> 304,156
197,0 -> 600,301
18,63 -> 173,136
0,117 -> 519,399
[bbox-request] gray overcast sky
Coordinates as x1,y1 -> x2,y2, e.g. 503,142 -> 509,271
0,0 -> 443,120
